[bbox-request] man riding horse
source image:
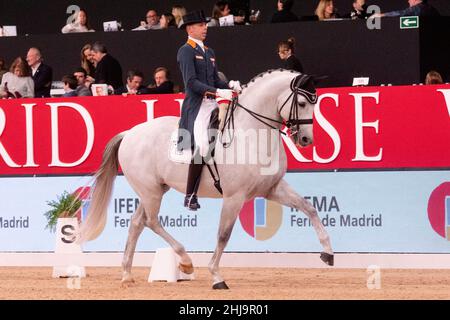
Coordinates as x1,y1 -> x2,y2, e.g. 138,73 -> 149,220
177,10 -> 242,211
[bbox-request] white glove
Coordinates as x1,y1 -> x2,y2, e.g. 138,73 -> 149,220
228,80 -> 242,93
216,89 -> 234,100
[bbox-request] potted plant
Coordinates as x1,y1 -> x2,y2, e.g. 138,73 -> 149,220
44,191 -> 82,232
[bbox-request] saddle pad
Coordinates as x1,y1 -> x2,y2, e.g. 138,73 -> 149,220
168,130 -> 192,164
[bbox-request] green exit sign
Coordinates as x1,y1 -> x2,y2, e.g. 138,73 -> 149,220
400,16 -> 419,29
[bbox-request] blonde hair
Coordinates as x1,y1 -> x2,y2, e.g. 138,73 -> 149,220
425,70 -> 443,85
172,5 -> 187,27
315,0 -> 334,21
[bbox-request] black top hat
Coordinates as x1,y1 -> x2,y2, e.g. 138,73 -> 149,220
180,10 -> 210,29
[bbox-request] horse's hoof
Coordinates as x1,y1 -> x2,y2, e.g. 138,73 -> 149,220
212,281 -> 229,290
320,252 -> 334,266
179,262 -> 194,275
120,277 -> 135,288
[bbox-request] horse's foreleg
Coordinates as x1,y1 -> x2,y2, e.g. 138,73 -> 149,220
143,191 -> 194,274
121,203 -> 145,287
208,196 -> 245,289
267,179 -> 334,265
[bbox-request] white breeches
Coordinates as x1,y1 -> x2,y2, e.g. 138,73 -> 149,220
194,98 -> 218,157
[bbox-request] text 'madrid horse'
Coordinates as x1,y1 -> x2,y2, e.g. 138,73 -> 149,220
79,69 -> 334,289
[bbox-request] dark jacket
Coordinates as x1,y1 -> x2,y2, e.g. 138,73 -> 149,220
94,54 -> 123,90
384,3 -> 440,17
32,63 -> 53,98
114,85 -> 149,95
284,55 -> 304,73
177,39 -> 228,148
63,90 -> 78,97
146,81 -> 174,94
271,10 -> 299,23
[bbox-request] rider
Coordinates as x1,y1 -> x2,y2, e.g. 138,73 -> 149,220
177,10 -> 242,211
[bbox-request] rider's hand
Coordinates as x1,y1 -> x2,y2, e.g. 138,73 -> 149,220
216,89 -> 234,101
228,80 -> 242,93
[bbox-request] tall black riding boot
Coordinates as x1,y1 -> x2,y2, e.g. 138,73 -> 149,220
184,162 -> 204,211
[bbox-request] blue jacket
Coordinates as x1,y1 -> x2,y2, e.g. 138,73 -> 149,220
177,39 -> 228,148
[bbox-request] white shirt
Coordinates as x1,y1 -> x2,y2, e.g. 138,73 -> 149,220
188,36 -> 205,52
31,62 -> 41,77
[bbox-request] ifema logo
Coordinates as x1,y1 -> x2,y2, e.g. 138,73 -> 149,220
73,186 -> 91,222
239,198 -> 283,240
427,182 -> 450,241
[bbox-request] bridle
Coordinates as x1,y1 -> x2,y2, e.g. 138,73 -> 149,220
221,74 -> 317,147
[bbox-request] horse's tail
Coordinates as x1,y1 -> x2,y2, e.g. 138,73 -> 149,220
79,132 -> 126,243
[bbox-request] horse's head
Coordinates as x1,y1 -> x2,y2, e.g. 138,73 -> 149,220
278,73 -> 318,147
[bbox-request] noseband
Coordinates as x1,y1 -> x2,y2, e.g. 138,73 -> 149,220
221,74 -> 316,147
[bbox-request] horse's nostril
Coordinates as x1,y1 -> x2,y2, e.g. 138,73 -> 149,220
302,136 -> 309,143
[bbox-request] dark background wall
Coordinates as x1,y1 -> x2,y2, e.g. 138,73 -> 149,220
0,0 -> 449,35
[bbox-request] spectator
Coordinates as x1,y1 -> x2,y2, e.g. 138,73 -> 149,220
0,58 -> 7,82
371,0 -> 440,18
172,5 -> 187,28
147,67 -> 174,94
81,43 -> 96,76
271,0 -> 299,23
73,67 -> 92,96
278,37 -> 304,73
315,0 -> 339,21
26,47 -> 53,98
61,9 -> 95,33
62,75 -> 78,97
91,42 -> 123,90
115,70 -> 148,95
0,57 -> 34,98
160,13 -> 177,29
425,71 -> 443,85
208,1 -> 245,27
347,0 -> 368,19
133,9 -> 161,30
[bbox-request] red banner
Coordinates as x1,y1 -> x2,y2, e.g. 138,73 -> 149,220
0,85 -> 449,176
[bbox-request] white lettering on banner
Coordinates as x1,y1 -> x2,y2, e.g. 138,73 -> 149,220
0,107 -> 20,167
48,103 -> 94,167
436,89 -> 450,117
313,93 -> 341,163
141,99 -> 157,121
22,104 -> 38,167
174,99 -> 184,112
350,92 -> 383,161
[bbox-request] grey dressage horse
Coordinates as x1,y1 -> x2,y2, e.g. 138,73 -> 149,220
79,69 -> 334,289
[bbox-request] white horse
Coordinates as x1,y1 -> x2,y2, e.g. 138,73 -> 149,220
79,69 -> 334,289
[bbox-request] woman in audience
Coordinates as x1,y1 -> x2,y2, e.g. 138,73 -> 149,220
61,9 -> 95,33
315,0 -> 339,21
425,70 -> 444,85
160,13 -> 177,29
277,37 -> 304,73
81,43 -> 96,77
208,1 -> 245,27
172,5 -> 187,28
0,57 -> 34,98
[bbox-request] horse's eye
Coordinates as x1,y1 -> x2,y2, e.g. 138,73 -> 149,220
299,102 -> 306,108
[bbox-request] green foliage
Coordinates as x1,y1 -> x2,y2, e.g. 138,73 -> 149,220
44,191 -> 82,232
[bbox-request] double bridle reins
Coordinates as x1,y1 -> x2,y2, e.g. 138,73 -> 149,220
220,74 -> 317,147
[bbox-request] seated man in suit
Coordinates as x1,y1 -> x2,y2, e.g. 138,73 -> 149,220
147,67 -> 174,94
26,47 -> 53,98
115,70 -> 148,95
62,75 -> 78,97
73,67 -> 92,96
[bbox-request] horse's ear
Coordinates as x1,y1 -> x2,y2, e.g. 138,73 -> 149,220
311,75 -> 329,85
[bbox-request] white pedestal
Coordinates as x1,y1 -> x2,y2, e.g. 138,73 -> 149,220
148,248 -> 194,283
52,218 -> 86,278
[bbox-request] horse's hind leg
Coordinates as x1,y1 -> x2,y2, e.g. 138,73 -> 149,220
267,179 -> 334,266
121,203 -> 145,287
208,196 -> 245,289
142,189 -> 194,274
